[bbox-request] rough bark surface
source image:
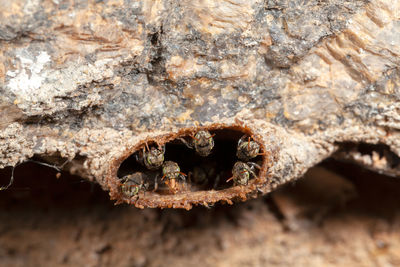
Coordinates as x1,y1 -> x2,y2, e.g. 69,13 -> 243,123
1,0 -> 400,208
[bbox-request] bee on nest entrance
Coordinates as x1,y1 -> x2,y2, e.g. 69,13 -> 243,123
116,128 -> 265,201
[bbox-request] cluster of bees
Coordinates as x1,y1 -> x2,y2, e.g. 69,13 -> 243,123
119,130 -> 263,199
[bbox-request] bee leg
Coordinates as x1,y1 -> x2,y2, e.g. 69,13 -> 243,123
213,174 -> 220,189
152,175 -> 159,192
135,150 -> 145,166
179,173 -> 187,182
248,169 -> 257,179
160,144 -> 166,153
247,162 -> 261,170
130,194 -> 139,204
257,186 -> 265,194
144,142 -> 150,151
142,182 -> 150,196
178,137 -> 194,149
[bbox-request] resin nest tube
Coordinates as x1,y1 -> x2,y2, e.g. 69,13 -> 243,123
106,121 -> 279,209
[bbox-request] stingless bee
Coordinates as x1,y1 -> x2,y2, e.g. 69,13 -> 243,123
188,162 -> 220,189
179,130 -> 215,157
236,135 -> 264,161
120,172 -> 149,198
136,143 -> 165,170
226,161 -> 260,186
161,161 -> 187,193
189,166 -> 209,185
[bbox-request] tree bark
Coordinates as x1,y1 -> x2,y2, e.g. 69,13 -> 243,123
1,0 -> 399,208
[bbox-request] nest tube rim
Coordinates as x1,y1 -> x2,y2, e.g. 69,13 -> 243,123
105,123 -> 272,209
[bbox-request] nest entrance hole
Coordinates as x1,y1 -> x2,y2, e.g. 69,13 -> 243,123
117,128 -> 263,193
338,142 -> 400,169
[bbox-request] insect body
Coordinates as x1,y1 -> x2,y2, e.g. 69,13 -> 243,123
188,162 -> 219,188
136,143 -> 165,170
161,161 -> 187,193
226,161 -> 260,186
193,130 -> 215,157
120,172 -> 149,198
179,130 -> 215,157
236,135 -> 263,161
190,166 -> 208,185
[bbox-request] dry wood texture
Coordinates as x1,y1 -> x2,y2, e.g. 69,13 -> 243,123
1,0 -> 400,208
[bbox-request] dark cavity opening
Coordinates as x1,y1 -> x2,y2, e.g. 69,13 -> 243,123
0,161 -> 107,208
339,142 -> 400,169
117,129 -> 263,194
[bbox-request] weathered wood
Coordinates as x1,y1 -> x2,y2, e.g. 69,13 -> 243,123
0,0 -> 399,208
